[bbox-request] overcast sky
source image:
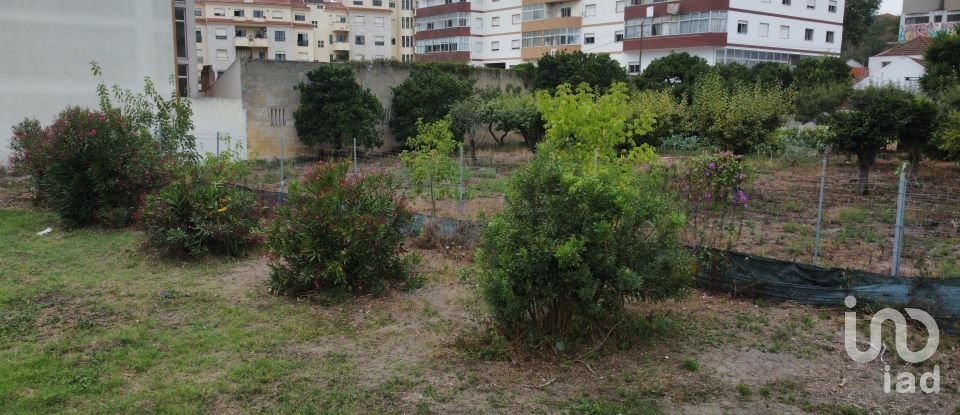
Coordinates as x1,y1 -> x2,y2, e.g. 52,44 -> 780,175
879,0 -> 902,15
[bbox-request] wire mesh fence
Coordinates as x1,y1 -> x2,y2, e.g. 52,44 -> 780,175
238,140 -> 960,278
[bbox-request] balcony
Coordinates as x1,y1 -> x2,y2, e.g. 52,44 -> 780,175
235,36 -> 269,48
331,42 -> 351,52
520,44 -> 580,60
521,16 -> 581,32
332,22 -> 349,32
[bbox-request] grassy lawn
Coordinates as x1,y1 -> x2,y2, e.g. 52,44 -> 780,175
2,208 -> 958,414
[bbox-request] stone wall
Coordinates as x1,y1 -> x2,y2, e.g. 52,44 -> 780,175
237,60 -> 526,159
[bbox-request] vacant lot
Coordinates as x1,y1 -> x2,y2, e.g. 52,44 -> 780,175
1,208 -> 958,414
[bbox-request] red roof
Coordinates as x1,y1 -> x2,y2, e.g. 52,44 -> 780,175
877,37 -> 932,57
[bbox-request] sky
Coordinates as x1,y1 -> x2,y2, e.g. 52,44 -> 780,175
879,0 -> 902,15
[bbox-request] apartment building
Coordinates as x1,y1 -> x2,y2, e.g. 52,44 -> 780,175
195,0 -> 414,84
414,0 -> 628,68
310,0 -> 416,63
623,0 -> 844,74
899,0 -> 960,41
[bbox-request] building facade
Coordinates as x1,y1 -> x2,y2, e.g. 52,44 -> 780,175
415,0 -> 844,72
623,0 -> 844,74
194,0 -> 414,86
899,0 -> 960,41
414,0 -> 629,68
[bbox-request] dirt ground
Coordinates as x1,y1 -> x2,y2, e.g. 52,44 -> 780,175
219,245 -> 960,415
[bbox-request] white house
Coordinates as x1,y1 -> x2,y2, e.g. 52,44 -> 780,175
855,36 -> 931,91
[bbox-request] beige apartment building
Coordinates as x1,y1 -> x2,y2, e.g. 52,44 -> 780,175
194,0 -> 413,86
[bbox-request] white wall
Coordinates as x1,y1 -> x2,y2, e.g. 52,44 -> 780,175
189,97 -> 247,157
0,0 -> 176,165
857,57 -> 925,91
726,10 -> 842,55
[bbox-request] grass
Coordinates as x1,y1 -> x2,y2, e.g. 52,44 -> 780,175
0,209 -> 421,414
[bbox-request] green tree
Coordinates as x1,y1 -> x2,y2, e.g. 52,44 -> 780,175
690,73 -> 794,154
636,52 -> 712,99
899,96 -> 941,177
920,26 -> 960,96
793,57 -> 853,89
631,88 -> 691,146
842,13 -> 900,64
400,117 -> 461,217
532,51 -> 628,92
827,86 -> 913,194
293,65 -> 384,149
795,82 -> 853,123
485,90 -> 543,152
843,0 -> 882,47
391,66 -> 475,143
535,83 -> 656,166
751,62 -> 794,88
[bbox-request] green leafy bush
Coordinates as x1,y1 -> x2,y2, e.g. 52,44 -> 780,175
267,162 -> 414,296
674,152 -> 754,250
390,66 -> 475,143
400,117 -> 461,217
477,158 -> 693,339
139,149 -> 261,259
690,73 -> 794,154
10,107 -> 163,227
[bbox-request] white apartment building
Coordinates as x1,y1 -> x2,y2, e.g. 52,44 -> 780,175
899,0 -> 960,41
415,0 -> 629,69
623,0 -> 845,73
195,0 -> 414,85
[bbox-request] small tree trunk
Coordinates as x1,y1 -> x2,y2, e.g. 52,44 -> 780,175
469,138 -> 478,164
429,171 -> 436,218
858,161 -> 871,195
909,144 -> 922,181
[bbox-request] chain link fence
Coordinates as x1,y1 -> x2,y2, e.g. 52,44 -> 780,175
239,138 -> 959,278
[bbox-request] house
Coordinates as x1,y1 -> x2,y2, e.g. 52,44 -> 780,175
855,36 -> 931,91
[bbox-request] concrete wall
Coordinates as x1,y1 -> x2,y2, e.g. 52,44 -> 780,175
188,97 -> 247,156
235,60 -> 526,159
0,0 -> 176,165
856,57 -> 925,91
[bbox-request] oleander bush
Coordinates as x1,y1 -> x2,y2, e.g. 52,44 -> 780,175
139,149 -> 261,259
267,162 -> 415,296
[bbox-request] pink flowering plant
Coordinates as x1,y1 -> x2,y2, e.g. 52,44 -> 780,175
675,151 -> 754,251
267,162 -> 415,296
9,107 -> 163,227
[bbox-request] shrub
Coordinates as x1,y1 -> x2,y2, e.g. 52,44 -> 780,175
636,52 -> 712,100
267,162 -> 414,296
400,117 -> 461,217
530,51 -> 628,92
390,66 -> 475,143
10,107 -> 163,227
293,65 -> 384,149
674,152 -> 754,251
690,73 -> 794,154
140,149 -> 261,259
477,157 -> 693,339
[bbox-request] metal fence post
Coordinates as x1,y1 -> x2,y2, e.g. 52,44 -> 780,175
216,131 -> 220,156
813,157 -> 827,265
458,144 -> 465,216
279,135 -> 285,203
353,137 -> 358,174
891,162 -> 908,277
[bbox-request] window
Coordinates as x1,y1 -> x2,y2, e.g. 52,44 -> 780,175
354,15 -> 365,25
512,14 -> 521,25
804,28 -> 813,41
253,10 -> 264,18
298,52 -> 309,61
616,1 -> 625,13
584,4 -> 597,17
521,28 -> 580,48
737,20 -> 748,34
375,36 -> 385,45
615,30 -> 624,42
491,41 -> 500,51
355,35 -> 365,45
759,23 -> 769,37
584,33 -> 595,44
275,53 -> 286,61
625,10 -> 727,39
197,48 -> 203,63
828,0 -> 837,12
234,9 -> 244,17
904,16 -> 930,24
492,16 -> 500,27
560,7 -> 572,17
779,25 -> 790,39
806,0 -> 815,10
512,39 -> 521,49
375,17 -> 385,26
215,28 -> 227,40
194,8 -> 202,17
628,62 -> 641,75
216,49 -> 228,61
782,0 -> 791,4
522,4 -> 545,21
270,108 -> 286,126
196,30 -> 203,42
297,33 -> 309,47
272,10 -> 283,19
949,14 -> 960,22
213,8 -> 225,16
275,31 -> 286,41
295,14 -> 305,21
825,31 -> 835,43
